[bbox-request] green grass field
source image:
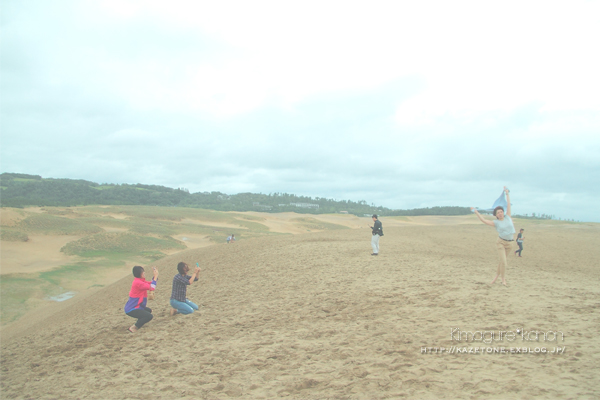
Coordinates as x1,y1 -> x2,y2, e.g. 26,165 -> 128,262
0,256 -> 130,325
17,214 -> 103,235
0,228 -> 29,242
60,232 -> 186,256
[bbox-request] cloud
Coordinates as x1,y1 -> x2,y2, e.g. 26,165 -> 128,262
1,0 -> 599,222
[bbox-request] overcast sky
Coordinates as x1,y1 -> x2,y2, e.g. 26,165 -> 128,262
2,0 -> 599,222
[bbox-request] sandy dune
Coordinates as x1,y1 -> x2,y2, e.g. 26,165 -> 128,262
0,235 -> 83,275
0,212 -> 368,276
0,209 -> 27,226
234,212 -> 418,233
170,234 -> 214,251
1,218 -> 599,399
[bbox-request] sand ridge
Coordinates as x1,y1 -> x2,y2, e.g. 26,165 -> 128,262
0,211 -> 372,277
0,209 -> 27,226
1,220 -> 599,399
232,212 -> 422,233
1,208 -> 458,277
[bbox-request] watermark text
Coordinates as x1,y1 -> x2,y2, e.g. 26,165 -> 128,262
421,346 -> 566,355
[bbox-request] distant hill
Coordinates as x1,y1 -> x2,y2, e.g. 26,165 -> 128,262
0,173 -> 471,217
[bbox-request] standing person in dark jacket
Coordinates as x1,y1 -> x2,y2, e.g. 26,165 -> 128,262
124,265 -> 158,333
169,262 -> 202,316
369,214 -> 383,256
515,229 -> 524,257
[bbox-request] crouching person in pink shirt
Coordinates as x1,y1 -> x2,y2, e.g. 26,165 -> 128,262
124,266 -> 158,333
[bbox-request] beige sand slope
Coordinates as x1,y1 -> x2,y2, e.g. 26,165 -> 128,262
1,220 -> 600,399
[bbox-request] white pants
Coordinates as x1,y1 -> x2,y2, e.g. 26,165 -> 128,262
371,234 -> 380,254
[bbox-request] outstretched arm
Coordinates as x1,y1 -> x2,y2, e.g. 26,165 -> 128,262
471,207 -> 495,227
189,266 -> 201,284
148,267 -> 158,290
504,187 -> 511,217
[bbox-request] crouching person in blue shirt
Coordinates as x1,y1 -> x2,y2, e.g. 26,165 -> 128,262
169,262 -> 201,316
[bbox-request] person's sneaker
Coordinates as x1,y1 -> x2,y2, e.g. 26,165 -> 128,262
170,308 -> 178,316
371,253 -> 378,256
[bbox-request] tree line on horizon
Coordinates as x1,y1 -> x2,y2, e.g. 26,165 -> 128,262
0,173 -> 471,217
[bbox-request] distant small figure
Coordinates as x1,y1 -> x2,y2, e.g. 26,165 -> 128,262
124,266 -> 158,333
169,262 -> 201,316
472,186 -> 515,286
368,214 -> 383,256
515,229 -> 524,257
227,234 -> 236,244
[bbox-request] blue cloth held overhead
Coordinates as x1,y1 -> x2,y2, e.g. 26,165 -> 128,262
473,191 -> 509,213
491,191 -> 508,213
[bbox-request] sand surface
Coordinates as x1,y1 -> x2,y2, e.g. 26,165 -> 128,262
1,217 -> 599,399
169,234 -> 214,252
0,235 -> 83,275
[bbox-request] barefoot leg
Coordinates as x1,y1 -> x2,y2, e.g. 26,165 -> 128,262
494,238 -> 509,285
